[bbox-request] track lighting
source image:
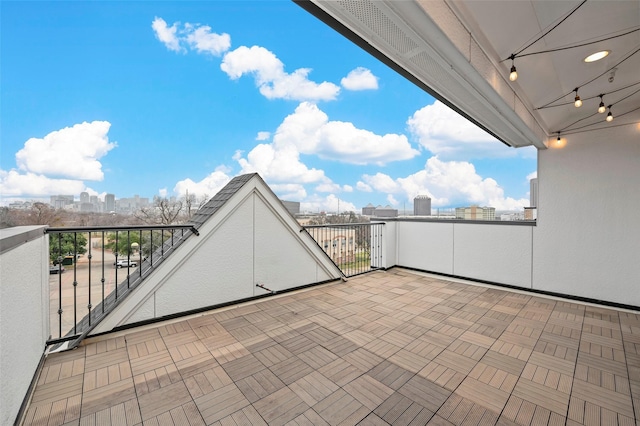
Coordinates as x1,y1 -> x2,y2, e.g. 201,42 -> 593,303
606,106 -> 613,122
574,88 -> 582,108
509,55 -> 518,81
598,95 -> 606,113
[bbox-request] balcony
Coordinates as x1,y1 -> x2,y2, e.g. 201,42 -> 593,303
2,173 -> 639,425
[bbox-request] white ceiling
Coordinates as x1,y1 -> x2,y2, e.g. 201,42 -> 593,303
451,0 -> 640,136
300,0 -> 640,148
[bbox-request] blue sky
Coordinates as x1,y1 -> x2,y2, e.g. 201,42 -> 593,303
1,1 -> 537,213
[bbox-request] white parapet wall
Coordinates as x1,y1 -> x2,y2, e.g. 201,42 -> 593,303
0,226 -> 50,425
382,219 -> 534,289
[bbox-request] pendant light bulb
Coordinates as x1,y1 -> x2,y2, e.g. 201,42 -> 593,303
598,96 -> 606,114
574,89 -> 582,108
606,107 -> 613,122
508,55 -> 518,81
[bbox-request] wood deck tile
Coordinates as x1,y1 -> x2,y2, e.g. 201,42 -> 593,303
323,335 -> 360,357
210,342 -> 250,364
194,383 -> 250,425
318,358 -> 364,387
454,376 -> 510,413
342,374 -> 394,410
343,348 -> 383,372
571,378 -> 635,418
374,392 -> 427,425
235,368 -> 286,403
480,350 -> 526,376
418,361 -> 466,391
313,388 -> 369,426
433,349 -> 479,375
289,371 -> 340,406
129,350 -> 173,376
183,366 -> 233,398
161,329 -> 198,348
269,356 -> 314,385
30,374 -> 83,405
220,354 -> 265,381
84,348 -> 128,372
511,377 -> 570,416
399,375 -> 451,412
252,386 -> 309,426
388,348 -> 432,374
80,377 -> 136,417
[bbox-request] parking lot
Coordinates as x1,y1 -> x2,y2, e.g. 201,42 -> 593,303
48,249 -> 142,339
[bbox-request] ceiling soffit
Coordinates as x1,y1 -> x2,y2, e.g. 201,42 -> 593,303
305,0 -> 548,149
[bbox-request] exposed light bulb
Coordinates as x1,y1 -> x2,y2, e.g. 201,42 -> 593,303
574,94 -> 582,108
606,111 -> 613,122
509,65 -> 518,81
598,102 -> 606,113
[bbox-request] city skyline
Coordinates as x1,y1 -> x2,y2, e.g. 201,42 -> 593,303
1,2 -> 536,212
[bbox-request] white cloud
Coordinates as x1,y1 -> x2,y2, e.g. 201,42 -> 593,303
256,131 -> 270,141
315,183 -> 342,193
408,101 -> 516,159
152,17 -> 182,52
158,188 -> 168,198
526,171 -> 537,181
363,156 -> 529,210
343,185 -> 353,193
221,46 -> 340,101
270,183 -> 307,200
152,17 -> 230,56
341,67 -> 378,91
301,194 -> 357,214
273,102 -> 418,165
356,181 -> 372,192
0,170 -> 86,197
15,121 -> 115,181
184,24 -> 230,55
173,170 -> 231,198
236,142 -> 328,184
387,194 -> 398,206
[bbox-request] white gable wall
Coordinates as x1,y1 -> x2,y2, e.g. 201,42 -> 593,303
91,175 -> 341,335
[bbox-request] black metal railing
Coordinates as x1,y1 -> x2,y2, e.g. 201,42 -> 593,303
46,225 -> 198,346
302,222 -> 384,277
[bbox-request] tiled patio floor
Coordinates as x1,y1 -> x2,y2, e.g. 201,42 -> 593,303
23,269 -> 640,425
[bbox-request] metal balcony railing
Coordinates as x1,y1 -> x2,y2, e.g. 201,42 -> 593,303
46,225 -> 198,346
302,222 -> 384,277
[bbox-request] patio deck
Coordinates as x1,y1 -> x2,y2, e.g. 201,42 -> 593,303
22,268 -> 640,425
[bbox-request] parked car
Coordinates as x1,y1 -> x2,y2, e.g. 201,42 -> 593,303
114,259 -> 138,268
49,265 -> 65,274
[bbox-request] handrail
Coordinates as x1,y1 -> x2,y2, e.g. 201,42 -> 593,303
302,222 -> 384,277
45,225 -> 198,347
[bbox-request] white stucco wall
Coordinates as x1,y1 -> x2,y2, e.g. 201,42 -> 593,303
454,224 -> 532,288
396,221 -> 454,274
533,125 -> 640,306
0,226 -> 49,425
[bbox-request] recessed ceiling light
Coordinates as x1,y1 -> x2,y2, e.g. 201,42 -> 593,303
584,50 -> 610,63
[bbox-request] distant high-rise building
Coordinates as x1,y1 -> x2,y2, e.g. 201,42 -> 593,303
80,191 -> 90,204
530,178 -> 538,208
413,195 -> 432,216
49,195 -> 74,209
105,194 -> 115,212
455,205 -> 496,220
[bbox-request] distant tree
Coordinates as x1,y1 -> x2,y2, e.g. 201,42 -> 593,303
134,196 -> 184,225
49,232 -> 87,263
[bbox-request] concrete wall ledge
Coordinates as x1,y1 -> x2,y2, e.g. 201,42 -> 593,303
0,225 -> 47,255
373,218 -> 536,226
